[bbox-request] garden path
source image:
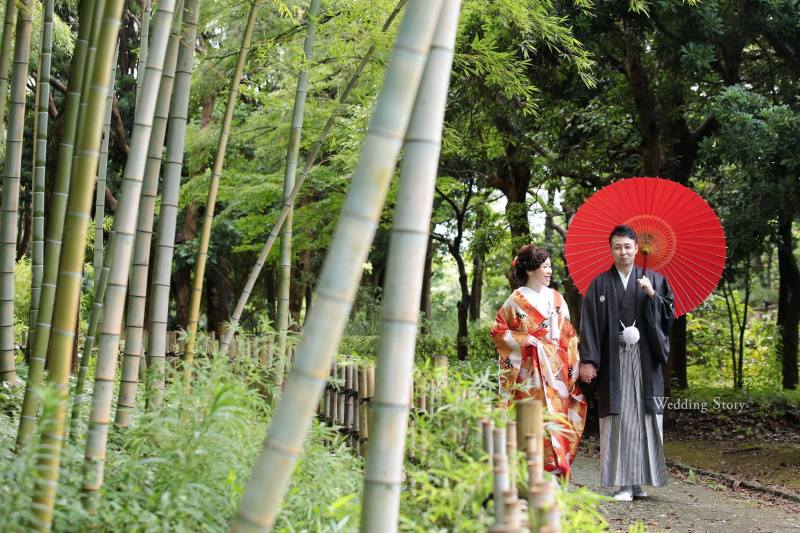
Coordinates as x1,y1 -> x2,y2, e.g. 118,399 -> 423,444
571,454 -> 800,532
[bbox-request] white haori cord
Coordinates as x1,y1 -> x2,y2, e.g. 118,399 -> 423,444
620,320 -> 640,346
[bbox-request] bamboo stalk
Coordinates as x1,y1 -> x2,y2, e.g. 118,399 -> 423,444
0,0 -> 34,384
15,0 -> 98,449
482,418 -> 495,464
507,421 -> 518,498
273,0 -> 321,397
81,0 -> 176,506
68,231 -> 113,441
493,427 -> 509,525
516,398 -> 542,452
0,0 -> 14,138
28,0 -> 56,359
115,1 -> 184,428
135,0 -> 151,105
93,41 -> 120,296
146,0 -> 200,409
231,4 -> 443,528
182,0 -> 261,374
29,0 -> 124,525
220,0 -> 409,354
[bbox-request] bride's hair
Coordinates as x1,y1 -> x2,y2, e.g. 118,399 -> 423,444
509,244 -> 549,287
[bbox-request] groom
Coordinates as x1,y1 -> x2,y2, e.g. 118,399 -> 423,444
577,225 -> 674,501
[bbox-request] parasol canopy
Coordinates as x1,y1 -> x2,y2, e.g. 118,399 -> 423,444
565,177 -> 726,317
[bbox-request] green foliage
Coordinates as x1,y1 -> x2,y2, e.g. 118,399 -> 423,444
687,292 -> 782,390
14,257 -> 31,344
339,329 -> 496,364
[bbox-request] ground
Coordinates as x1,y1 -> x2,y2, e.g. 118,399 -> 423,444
571,451 -> 800,532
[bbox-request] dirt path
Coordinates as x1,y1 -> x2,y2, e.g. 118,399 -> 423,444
570,454 -> 800,532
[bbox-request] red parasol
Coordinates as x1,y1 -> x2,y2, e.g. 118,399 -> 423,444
565,177 -> 726,317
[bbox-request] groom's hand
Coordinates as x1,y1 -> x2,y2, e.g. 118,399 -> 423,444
579,362 -> 597,383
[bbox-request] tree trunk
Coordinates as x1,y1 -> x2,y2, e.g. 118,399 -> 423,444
174,202 -> 199,328
469,244 -> 483,322
420,237 -> 432,333
265,265 -> 277,325
667,315 -> 688,390
487,143 -> 531,251
454,248 -> 470,360
206,257 -> 232,331
777,217 -> 800,389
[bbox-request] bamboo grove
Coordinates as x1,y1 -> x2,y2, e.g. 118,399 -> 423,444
0,0 -> 467,528
2,0 -> 800,530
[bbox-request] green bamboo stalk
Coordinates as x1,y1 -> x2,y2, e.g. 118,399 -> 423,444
28,0 -> 123,526
81,0 -> 176,506
219,0 -> 408,355
0,0 -> 34,384
274,0 -> 321,395
183,0 -> 260,373
360,2 -> 460,529
136,0 -> 151,106
115,3 -> 184,428
15,0 -> 98,450
67,42 -> 119,444
68,230 -> 113,441
231,1 -> 443,529
0,0 -> 16,138
93,44 -> 118,285
146,0 -> 200,410
28,0 -> 56,364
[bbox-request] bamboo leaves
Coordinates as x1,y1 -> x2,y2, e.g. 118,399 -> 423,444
232,1 -> 445,529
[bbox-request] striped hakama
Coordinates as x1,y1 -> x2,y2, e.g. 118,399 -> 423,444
599,335 -> 667,487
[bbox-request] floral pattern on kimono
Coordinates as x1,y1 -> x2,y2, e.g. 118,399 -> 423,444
490,288 -> 588,478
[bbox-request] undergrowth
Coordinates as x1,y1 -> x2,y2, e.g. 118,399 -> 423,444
1,354 -> 610,531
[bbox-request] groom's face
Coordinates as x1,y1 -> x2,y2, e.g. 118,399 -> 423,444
610,235 -> 638,270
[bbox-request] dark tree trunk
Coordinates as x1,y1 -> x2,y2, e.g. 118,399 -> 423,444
304,283 -> 313,326
454,248 -> 470,361
666,316 -> 687,392
419,237 -> 433,334
173,202 -> 199,329
469,249 -> 483,322
17,206 -> 31,260
487,142 -> 532,250
205,257 -> 232,334
777,217 -> 800,389
289,252 -> 309,329
264,265 -> 277,326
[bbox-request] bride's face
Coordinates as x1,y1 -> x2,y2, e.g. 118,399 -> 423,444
527,258 -> 552,288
